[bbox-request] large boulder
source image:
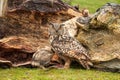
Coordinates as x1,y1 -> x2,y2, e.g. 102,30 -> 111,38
76,3 -> 120,72
0,36 -> 35,68
89,3 -> 120,72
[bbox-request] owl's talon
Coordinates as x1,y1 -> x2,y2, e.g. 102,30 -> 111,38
63,66 -> 70,69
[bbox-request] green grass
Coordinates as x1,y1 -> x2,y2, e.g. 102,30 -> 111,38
64,0 -> 120,13
0,68 -> 120,80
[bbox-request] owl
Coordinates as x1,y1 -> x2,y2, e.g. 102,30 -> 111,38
31,46 -> 53,69
49,23 -> 93,69
31,46 -> 63,69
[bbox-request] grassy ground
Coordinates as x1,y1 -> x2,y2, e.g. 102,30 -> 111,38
64,0 -> 120,13
0,68 -> 120,80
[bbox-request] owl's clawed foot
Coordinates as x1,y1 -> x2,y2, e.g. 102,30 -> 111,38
48,61 -> 70,69
63,64 -> 70,69
47,64 -> 64,69
63,57 -> 71,69
79,60 -> 93,70
85,64 -> 90,70
39,65 -> 49,70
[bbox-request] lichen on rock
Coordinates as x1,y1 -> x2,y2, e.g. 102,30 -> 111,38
90,3 -> 120,35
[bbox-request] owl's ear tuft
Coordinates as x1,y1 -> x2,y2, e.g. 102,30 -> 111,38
49,22 -> 54,27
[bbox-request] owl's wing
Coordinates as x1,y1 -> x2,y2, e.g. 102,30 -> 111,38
68,37 -> 91,58
66,50 -> 93,69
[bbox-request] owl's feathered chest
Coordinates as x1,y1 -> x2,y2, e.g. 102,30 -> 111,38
51,35 -> 87,55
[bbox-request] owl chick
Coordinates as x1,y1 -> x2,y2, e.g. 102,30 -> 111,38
31,46 -> 63,70
49,23 -> 93,69
31,46 -> 53,69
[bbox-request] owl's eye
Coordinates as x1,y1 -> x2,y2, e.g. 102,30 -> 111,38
60,24 -> 65,27
49,23 -> 55,29
58,24 -> 64,31
49,22 -> 53,26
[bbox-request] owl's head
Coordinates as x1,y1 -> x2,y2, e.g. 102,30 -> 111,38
48,23 -> 65,43
49,23 -> 65,36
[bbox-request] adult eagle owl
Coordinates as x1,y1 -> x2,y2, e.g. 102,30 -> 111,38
49,23 -> 93,69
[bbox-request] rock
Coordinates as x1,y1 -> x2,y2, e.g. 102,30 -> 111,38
94,59 -> 120,72
7,0 -> 81,19
13,0 -> 69,13
62,16 -> 90,38
0,58 -> 12,68
59,3 -> 120,72
0,36 -> 35,68
76,3 -> 120,72
90,3 -> 120,35
62,17 -> 80,37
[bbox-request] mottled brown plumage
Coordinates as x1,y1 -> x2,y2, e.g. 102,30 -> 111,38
31,46 -> 54,69
49,23 -> 93,69
31,46 -> 63,69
